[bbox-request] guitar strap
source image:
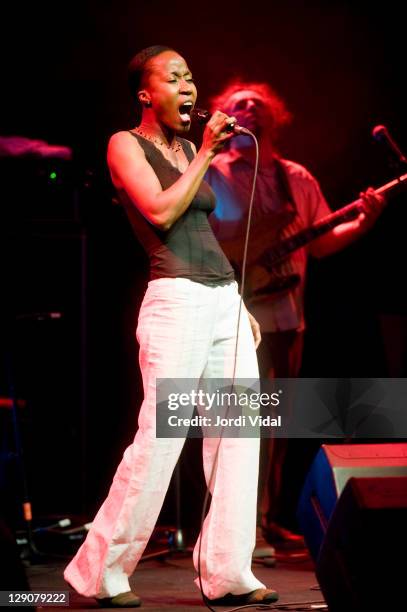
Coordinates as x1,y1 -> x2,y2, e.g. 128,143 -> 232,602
272,156 -> 298,216
257,156 -> 302,294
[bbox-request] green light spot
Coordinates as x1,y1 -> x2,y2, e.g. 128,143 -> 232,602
49,172 -> 57,180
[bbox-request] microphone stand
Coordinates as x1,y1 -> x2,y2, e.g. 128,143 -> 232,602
138,460 -> 193,562
3,343 -> 40,561
4,312 -> 73,563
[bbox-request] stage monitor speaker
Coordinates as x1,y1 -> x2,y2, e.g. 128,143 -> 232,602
316,476 -> 407,612
297,443 -> 407,561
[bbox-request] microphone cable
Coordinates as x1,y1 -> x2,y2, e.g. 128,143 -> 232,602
197,129 -> 261,612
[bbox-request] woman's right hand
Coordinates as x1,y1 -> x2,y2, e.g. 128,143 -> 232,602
200,110 -> 236,157
108,111 -> 237,231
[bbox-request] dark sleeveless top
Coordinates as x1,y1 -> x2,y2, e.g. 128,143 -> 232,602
121,132 -> 234,285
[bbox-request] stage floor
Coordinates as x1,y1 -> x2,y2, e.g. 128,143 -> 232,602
27,552 -> 324,611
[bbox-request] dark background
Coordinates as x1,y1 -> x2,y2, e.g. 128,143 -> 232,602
1,0 -> 406,529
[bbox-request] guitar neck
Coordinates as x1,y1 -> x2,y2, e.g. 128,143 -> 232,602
269,172 -> 407,265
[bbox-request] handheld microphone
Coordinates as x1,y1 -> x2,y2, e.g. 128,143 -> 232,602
372,124 -> 407,165
191,107 -> 251,135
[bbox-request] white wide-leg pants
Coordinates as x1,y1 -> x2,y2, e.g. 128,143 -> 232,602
64,278 -> 265,600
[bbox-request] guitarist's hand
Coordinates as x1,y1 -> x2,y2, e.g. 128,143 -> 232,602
358,187 -> 386,232
247,311 -> 261,349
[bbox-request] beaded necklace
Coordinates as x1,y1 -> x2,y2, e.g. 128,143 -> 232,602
134,128 -> 182,153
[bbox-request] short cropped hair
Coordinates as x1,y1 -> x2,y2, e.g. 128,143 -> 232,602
128,45 -> 174,104
209,80 -> 292,136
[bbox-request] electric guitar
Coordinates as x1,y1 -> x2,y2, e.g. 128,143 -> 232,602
219,173 -> 407,296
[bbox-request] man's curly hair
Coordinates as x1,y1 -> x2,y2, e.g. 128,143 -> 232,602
209,80 -> 292,137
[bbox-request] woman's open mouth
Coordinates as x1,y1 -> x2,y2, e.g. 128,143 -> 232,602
178,101 -> 193,124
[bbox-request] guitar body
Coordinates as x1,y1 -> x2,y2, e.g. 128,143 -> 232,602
219,172 -> 407,298
218,208 -> 300,297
